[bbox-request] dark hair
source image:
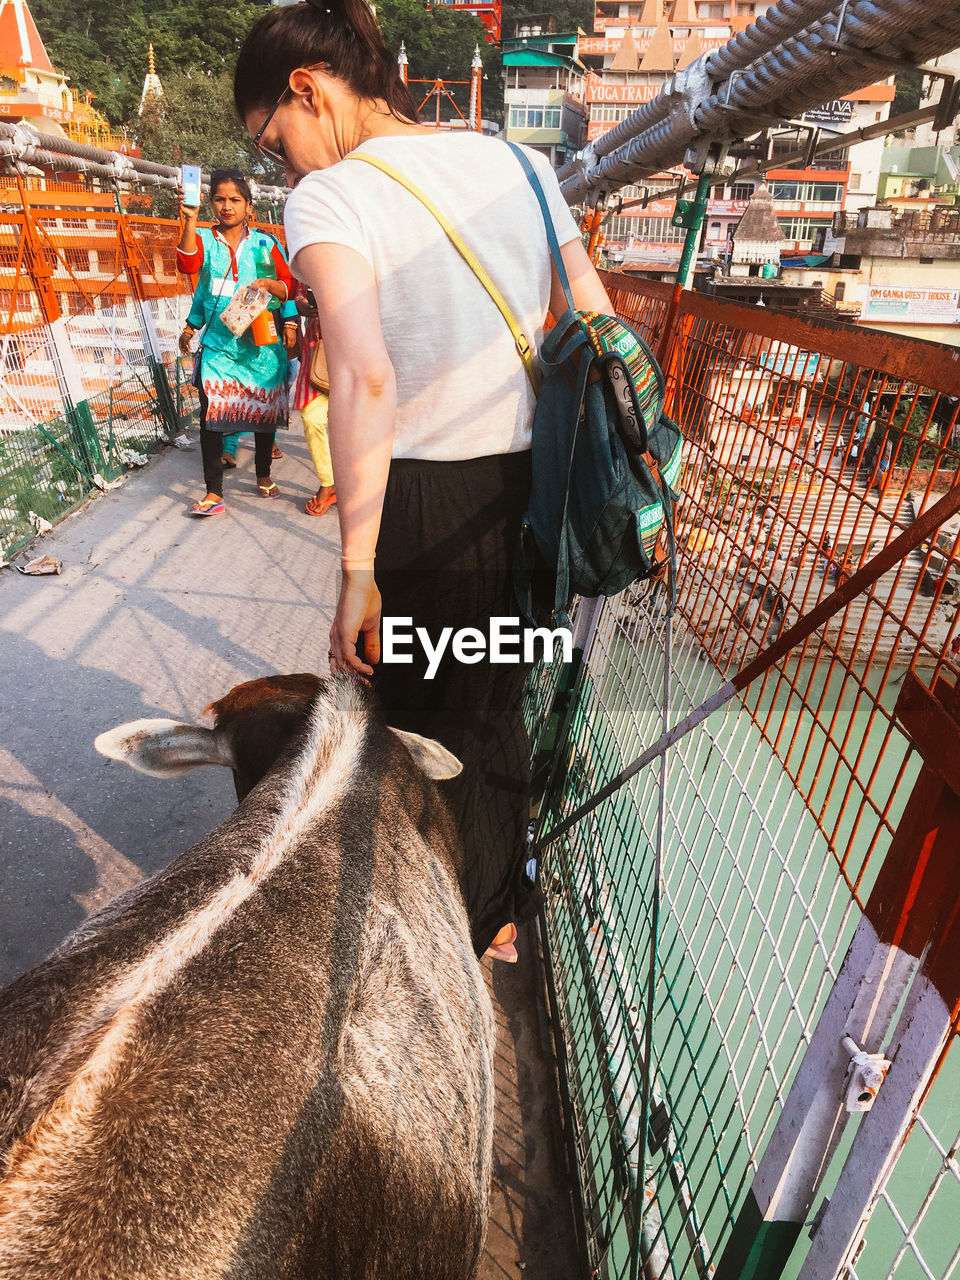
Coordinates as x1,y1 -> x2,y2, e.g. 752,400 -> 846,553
233,0 -> 418,126
210,169 -> 253,202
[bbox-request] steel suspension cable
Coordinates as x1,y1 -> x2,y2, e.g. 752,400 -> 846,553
0,122 -> 289,202
559,0 -> 960,204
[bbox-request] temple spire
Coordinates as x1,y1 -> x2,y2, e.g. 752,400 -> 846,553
139,42 -> 164,116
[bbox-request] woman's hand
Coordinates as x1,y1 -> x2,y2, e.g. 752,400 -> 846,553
250,277 -> 287,301
177,185 -> 200,221
295,294 -> 318,319
283,320 -> 300,353
178,326 -> 194,355
329,567 -> 381,678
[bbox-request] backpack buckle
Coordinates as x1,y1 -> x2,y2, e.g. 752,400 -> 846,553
516,334 -> 530,358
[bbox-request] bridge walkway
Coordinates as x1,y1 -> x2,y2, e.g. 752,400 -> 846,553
0,431 -> 580,1279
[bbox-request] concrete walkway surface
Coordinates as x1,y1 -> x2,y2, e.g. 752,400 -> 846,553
0,430 -> 580,1278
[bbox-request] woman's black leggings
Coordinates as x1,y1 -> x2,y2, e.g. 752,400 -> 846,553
200,427 -> 275,495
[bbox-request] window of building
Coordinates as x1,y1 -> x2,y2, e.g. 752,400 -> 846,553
509,105 -> 561,129
834,282 -> 846,301
849,171 -> 862,191
920,256 -> 934,265
778,217 -> 830,242
839,253 -> 861,269
770,180 -> 842,203
593,104 -> 633,122
732,182 -> 755,200
605,215 -> 686,242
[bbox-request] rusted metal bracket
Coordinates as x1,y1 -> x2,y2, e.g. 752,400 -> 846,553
894,671 -> 960,798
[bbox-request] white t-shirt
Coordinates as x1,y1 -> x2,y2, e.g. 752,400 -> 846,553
283,133 -> 581,461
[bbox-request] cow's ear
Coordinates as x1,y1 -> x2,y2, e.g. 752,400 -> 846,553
95,719 -> 235,778
390,728 -> 462,780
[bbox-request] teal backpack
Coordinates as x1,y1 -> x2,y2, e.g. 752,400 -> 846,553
507,143 -> 683,627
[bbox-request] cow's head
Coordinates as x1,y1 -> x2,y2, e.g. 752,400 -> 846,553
95,673 -> 461,798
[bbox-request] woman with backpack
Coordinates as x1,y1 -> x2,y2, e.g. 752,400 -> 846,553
177,169 -> 297,515
234,0 -> 613,959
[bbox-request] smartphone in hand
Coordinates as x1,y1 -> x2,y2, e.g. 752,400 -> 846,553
180,164 -> 202,207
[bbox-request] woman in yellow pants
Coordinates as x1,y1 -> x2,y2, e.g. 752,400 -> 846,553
291,287 -> 336,516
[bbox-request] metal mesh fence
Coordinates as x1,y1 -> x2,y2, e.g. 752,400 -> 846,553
529,277 -> 960,1280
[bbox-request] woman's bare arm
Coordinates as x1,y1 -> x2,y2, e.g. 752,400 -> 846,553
294,241 -> 396,675
549,237 -> 614,317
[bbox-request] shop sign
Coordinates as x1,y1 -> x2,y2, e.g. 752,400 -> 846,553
586,80 -> 664,104
0,102 -> 70,121
802,99 -> 854,126
862,285 -> 960,324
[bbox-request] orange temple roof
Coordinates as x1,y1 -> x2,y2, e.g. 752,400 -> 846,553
0,0 -> 55,75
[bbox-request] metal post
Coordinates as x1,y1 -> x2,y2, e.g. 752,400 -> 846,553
715,672 -> 960,1280
114,189 -> 180,440
469,45 -> 482,132
672,171 -> 711,290
586,205 -> 606,265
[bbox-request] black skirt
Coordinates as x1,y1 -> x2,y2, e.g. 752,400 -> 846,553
373,450 -> 543,956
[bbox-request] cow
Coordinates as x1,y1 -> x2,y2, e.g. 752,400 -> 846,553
0,673 -> 495,1280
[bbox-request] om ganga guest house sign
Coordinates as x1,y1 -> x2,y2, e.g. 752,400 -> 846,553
862,286 -> 960,325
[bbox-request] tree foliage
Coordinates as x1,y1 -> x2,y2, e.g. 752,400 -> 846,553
33,0 -> 502,128
891,68 -> 923,119
31,0 -> 273,124
501,0 -> 596,39
32,0 -> 597,168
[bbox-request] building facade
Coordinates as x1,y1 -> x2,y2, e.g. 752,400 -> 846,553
502,18 -> 587,168
794,206 -> 960,345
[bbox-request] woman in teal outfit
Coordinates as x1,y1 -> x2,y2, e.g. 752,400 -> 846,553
177,169 -> 297,515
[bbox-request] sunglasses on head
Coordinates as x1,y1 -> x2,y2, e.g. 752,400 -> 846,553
210,169 -> 247,188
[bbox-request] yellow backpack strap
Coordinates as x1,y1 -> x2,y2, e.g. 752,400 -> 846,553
344,151 -> 540,396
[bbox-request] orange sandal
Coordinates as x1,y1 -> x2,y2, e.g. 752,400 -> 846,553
305,491 -> 337,517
